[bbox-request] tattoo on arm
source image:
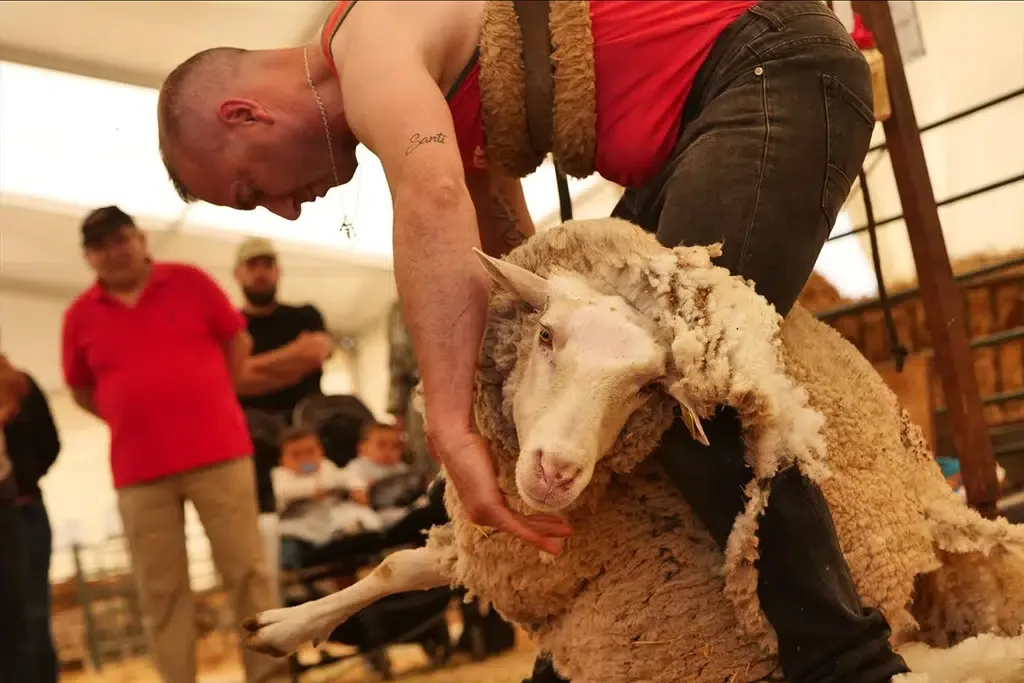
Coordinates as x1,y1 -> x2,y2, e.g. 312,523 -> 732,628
405,132 -> 449,155
490,189 -> 526,249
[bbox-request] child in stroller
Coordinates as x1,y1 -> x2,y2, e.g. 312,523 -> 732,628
272,423 -> 431,570
272,421 -> 452,679
340,421 -> 432,528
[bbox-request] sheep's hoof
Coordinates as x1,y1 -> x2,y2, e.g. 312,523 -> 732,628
241,606 -> 329,657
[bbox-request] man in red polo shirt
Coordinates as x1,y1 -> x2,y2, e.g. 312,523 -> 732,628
61,206 -> 287,683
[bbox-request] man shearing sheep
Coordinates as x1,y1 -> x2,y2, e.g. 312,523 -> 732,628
156,2 -> 906,681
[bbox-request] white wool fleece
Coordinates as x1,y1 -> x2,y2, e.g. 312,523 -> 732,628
648,245 -> 830,483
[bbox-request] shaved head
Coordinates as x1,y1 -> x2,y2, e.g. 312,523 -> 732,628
154,43 -> 358,219
158,47 -> 248,201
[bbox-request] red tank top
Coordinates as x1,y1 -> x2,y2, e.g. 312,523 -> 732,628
321,1 -> 758,188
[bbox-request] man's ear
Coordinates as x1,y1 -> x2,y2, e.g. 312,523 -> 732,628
217,98 -> 273,127
473,248 -> 548,310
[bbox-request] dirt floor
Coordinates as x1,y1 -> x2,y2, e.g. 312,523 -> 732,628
298,644 -> 537,683
62,628 -> 538,683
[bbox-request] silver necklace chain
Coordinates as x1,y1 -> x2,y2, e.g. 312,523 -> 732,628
303,45 -> 354,239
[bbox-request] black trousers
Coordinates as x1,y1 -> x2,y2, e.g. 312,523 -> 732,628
528,3 -> 908,683
1,475 -> 32,682
18,497 -> 59,683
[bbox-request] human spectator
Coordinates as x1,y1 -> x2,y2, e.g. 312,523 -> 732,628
234,237 -> 332,415
60,206 -> 287,683
1,353 -> 61,683
232,236 -> 333,583
1,362 -> 32,682
272,426 -> 378,570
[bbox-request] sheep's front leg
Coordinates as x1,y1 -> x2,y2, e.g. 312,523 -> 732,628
242,546 -> 452,657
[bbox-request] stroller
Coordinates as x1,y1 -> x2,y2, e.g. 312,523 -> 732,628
247,394 -> 515,680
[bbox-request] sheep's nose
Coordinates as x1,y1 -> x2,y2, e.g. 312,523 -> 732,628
535,450 -> 582,488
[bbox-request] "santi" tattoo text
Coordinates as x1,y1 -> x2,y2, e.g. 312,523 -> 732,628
405,132 -> 449,156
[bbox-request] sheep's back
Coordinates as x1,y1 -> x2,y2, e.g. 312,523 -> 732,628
779,305 -> 942,640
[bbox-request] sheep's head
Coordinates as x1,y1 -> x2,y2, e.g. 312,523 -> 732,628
474,249 -> 671,513
470,217 -> 828,519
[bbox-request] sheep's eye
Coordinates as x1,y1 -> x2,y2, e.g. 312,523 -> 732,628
538,327 -> 553,346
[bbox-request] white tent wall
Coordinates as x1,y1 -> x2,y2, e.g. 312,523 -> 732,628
834,1 -> 1024,290
2,1 -> 1020,586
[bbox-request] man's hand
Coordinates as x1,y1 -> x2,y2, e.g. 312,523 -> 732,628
0,390 -> 20,426
295,331 -> 333,366
0,398 -> 18,426
431,428 -> 572,555
0,361 -> 28,425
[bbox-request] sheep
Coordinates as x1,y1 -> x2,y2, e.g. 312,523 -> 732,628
242,218 -> 1024,683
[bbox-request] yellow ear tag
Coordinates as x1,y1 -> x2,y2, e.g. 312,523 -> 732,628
680,401 -> 710,446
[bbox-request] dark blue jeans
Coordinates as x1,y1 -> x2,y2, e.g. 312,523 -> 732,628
18,497 -> 60,683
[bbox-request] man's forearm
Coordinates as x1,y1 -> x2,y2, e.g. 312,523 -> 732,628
236,366 -> 312,397
248,343 -> 318,377
393,182 -> 489,436
235,341 -> 322,396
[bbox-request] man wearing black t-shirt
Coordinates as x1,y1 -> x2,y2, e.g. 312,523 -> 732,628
235,238 -> 332,415
234,237 -> 333,580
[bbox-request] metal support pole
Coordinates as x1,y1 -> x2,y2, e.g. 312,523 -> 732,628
851,1 -> 1000,516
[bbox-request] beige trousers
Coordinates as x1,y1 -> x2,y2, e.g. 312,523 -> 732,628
257,512 -> 281,600
117,457 -> 287,683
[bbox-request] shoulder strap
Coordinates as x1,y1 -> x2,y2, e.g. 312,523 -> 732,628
513,0 -> 554,156
513,0 -> 573,220
320,0 -> 356,74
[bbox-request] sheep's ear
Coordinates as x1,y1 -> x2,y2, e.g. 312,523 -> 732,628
663,379 -> 710,446
473,248 -> 549,310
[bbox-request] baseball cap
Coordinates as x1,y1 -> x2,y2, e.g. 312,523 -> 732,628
81,205 -> 135,248
235,236 -> 278,268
